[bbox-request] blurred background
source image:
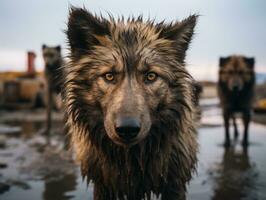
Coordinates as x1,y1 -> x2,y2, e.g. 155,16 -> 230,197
0,0 -> 266,200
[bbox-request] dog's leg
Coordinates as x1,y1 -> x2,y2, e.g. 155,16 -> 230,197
242,110 -> 250,146
233,115 -> 238,139
45,81 -> 52,135
223,111 -> 231,147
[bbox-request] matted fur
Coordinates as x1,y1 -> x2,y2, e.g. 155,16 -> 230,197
63,7 -> 198,200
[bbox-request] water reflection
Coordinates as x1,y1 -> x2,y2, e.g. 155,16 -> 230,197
211,146 -> 258,200
0,117 -> 81,200
43,173 -> 77,200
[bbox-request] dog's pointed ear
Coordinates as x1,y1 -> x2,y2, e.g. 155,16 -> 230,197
56,45 -> 61,52
42,44 -> 47,50
244,57 -> 255,69
67,7 -> 110,57
219,57 -> 230,68
158,15 -> 198,63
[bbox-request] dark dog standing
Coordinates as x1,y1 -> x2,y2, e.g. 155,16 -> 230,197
218,55 -> 255,146
42,45 -> 63,134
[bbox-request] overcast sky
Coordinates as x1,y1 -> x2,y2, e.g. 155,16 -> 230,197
0,0 -> 265,80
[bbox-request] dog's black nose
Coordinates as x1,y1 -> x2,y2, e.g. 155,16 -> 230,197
115,117 -> 140,140
233,85 -> 240,91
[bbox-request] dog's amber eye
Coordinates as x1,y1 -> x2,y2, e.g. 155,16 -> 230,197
104,73 -> 114,81
146,72 -> 158,82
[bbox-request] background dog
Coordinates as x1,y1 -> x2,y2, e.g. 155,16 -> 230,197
42,45 -> 63,134
63,7 -> 198,200
218,55 -> 255,146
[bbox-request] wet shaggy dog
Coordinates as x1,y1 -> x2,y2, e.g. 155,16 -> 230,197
42,45 -> 63,134
63,7 -> 198,200
218,55 -> 255,146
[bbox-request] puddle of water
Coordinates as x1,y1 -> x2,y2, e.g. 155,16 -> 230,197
0,107 -> 266,200
0,112 -> 91,200
188,118 -> 266,200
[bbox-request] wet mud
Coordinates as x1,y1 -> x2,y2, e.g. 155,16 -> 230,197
0,101 -> 265,200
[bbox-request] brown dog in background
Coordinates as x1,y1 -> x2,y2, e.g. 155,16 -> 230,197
42,45 -> 63,134
218,55 -> 255,146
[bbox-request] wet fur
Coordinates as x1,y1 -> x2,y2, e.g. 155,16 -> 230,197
218,55 -> 255,146
63,7 -> 198,200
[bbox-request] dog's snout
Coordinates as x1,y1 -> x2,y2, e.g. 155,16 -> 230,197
115,117 -> 140,140
232,85 -> 239,91
229,77 -> 243,92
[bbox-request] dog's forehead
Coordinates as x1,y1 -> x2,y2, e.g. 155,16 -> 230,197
107,21 -> 162,51
96,22 -> 170,71
224,56 -> 248,71
111,21 -> 158,39
81,20 -> 176,73
43,47 -> 58,54
236,57 -> 247,70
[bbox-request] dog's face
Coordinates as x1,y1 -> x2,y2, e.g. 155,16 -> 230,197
66,8 -> 197,147
219,56 -> 255,92
42,45 -> 61,67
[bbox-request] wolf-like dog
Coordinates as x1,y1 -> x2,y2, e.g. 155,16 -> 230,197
63,7 -> 198,200
218,55 -> 255,146
42,45 -> 63,134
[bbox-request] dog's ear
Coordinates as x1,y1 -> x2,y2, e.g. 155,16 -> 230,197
56,45 -> 61,52
219,57 -> 230,68
67,7 -> 110,57
42,44 -> 47,50
158,15 -> 198,63
244,57 -> 255,69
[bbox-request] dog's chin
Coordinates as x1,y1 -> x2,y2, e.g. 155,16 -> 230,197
229,87 -> 242,93
115,138 -> 138,148
106,132 -> 146,148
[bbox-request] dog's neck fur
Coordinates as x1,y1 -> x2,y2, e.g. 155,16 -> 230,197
44,56 -> 63,93
83,135 -> 193,199
219,80 -> 255,110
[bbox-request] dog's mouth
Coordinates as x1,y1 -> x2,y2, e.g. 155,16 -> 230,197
113,130 -> 142,147
116,137 -> 139,147
229,85 -> 243,93
106,127 -> 147,147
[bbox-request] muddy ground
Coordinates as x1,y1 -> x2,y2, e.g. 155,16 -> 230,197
0,99 -> 266,200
